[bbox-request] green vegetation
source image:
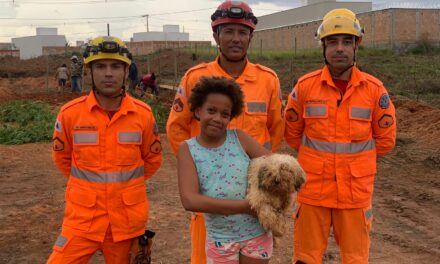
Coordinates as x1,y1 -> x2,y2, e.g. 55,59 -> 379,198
141,98 -> 170,133
0,100 -> 56,144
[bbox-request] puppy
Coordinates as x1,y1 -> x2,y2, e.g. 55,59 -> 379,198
246,154 -> 306,241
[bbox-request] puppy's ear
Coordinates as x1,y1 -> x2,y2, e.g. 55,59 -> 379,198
258,166 -> 268,183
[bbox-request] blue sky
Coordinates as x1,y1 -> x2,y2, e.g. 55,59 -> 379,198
0,0 -> 439,44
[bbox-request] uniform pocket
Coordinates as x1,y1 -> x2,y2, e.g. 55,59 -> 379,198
244,102 -> 268,136
64,187 -> 97,231
303,104 -> 328,139
122,187 -> 149,232
297,152 -> 325,199
72,131 -> 100,167
116,131 -> 142,165
350,159 -> 376,203
349,107 -> 372,140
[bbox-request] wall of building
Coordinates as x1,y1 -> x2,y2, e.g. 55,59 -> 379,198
252,8 -> 440,51
12,35 -> 67,59
40,41 -> 211,57
0,50 -> 19,58
133,32 -> 189,42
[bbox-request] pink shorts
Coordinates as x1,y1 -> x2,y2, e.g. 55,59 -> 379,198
206,233 -> 273,264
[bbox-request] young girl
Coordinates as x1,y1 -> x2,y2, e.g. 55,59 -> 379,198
177,76 -> 273,264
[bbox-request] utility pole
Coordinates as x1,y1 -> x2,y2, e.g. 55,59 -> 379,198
107,23 -> 110,36
142,14 -> 149,32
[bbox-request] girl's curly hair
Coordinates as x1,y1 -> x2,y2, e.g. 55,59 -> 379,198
188,76 -> 244,119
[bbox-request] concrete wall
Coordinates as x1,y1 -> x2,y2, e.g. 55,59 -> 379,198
133,32 -> 189,42
12,35 -> 67,59
31,41 -> 211,58
252,8 -> 440,51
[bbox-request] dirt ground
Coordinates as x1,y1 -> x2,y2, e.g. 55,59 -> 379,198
1,52 -> 440,263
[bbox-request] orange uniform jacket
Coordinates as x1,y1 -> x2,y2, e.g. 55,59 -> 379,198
166,57 -> 284,154
52,92 -> 162,242
284,66 -> 396,208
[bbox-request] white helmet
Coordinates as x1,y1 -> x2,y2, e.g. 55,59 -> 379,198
71,55 -> 78,61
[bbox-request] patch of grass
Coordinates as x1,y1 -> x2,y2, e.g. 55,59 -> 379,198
0,100 -> 56,144
141,98 -> 170,133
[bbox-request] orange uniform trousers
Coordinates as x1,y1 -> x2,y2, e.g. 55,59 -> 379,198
47,226 -> 133,264
293,203 -> 373,264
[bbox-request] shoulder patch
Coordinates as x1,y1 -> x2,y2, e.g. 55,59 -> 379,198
255,64 -> 277,78
60,96 -> 87,112
53,137 -> 64,151
297,69 -> 322,84
150,140 -> 162,154
379,93 -> 390,109
54,119 -> 62,132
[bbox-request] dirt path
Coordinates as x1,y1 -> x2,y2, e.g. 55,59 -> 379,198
1,120 -> 440,264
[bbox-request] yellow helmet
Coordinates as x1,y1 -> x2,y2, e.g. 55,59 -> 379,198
316,8 -> 364,40
83,36 -> 131,65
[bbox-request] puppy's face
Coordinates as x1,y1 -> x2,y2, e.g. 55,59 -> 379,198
257,159 -> 305,194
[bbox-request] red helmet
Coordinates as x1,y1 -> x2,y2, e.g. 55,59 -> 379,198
211,1 -> 258,32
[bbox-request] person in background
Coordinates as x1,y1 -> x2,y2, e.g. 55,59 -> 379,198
70,55 -> 84,93
166,1 -> 284,263
47,36 -> 162,264
140,72 -> 159,98
284,8 -> 396,264
128,53 -> 139,96
55,63 -> 69,92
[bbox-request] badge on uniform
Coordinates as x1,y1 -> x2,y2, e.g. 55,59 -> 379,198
53,137 -> 64,151
173,98 -> 184,112
291,88 -> 298,101
54,119 -> 62,133
286,108 -> 298,122
177,86 -> 185,97
152,122 -> 159,136
379,94 -> 390,109
378,114 -> 394,128
150,140 -> 162,154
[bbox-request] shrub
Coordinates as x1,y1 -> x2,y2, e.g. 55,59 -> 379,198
0,100 -> 56,144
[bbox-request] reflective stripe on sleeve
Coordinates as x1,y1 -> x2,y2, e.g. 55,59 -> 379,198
305,106 -> 327,117
247,102 -> 267,113
118,132 -> 142,143
301,135 -> 375,154
351,107 -> 372,119
73,133 -> 98,144
70,166 -> 144,183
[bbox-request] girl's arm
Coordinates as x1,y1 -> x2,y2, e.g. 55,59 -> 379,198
177,142 -> 254,215
236,129 -> 271,159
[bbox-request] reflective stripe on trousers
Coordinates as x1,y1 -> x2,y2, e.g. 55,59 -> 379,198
301,135 -> 375,154
70,166 -> 144,183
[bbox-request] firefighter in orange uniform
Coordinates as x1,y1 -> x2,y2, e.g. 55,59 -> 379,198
284,9 -> 396,264
47,36 -> 162,263
166,1 -> 284,263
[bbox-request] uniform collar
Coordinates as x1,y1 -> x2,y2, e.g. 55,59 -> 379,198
85,91 -> 137,115
321,65 -> 367,88
213,56 -> 257,84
